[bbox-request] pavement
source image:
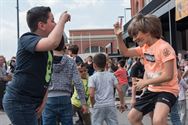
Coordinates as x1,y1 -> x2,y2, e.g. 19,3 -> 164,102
0,110 -> 11,125
0,108 -> 153,125
0,96 -> 188,125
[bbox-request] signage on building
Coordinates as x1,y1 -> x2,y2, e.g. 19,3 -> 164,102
176,0 -> 188,21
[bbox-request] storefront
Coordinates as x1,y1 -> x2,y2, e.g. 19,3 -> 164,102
123,0 -> 188,57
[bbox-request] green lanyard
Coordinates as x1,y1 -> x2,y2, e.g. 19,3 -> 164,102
76,79 -> 89,100
45,51 -> 53,83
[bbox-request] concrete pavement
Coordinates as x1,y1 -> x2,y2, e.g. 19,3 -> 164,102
1,108 -> 187,125
0,111 -> 11,125
0,109 -> 152,125
1,96 -> 188,125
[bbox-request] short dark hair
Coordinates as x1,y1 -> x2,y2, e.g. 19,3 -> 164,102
93,53 -> 106,69
54,35 -> 65,51
128,14 -> 162,39
27,6 -> 51,32
78,63 -> 87,68
118,59 -> 125,67
68,45 -> 79,54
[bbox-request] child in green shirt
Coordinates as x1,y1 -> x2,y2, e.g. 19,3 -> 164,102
71,63 -> 91,125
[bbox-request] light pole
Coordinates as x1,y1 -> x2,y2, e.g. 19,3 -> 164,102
124,8 -> 131,23
16,0 -> 20,42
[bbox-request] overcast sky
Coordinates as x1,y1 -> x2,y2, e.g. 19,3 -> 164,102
0,0 -> 131,60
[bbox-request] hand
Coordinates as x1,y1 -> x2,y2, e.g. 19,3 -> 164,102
36,105 -> 43,119
118,104 -> 126,113
133,78 -> 147,91
81,104 -> 89,114
1,75 -> 12,82
35,102 -> 46,119
113,22 -> 122,36
60,11 -> 71,23
5,75 -> 12,81
130,98 -> 136,108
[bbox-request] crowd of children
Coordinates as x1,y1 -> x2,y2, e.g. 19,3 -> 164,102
1,6 -> 188,125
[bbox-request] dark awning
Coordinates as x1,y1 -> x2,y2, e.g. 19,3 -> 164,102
123,0 -> 171,39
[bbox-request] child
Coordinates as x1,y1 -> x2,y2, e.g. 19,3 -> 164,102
89,53 -> 125,125
67,44 -> 83,65
71,63 -> 91,125
42,43 -> 88,125
3,6 -> 70,125
178,69 -> 188,125
114,14 -> 179,125
114,59 -> 128,97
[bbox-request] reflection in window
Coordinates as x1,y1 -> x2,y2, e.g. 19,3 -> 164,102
85,46 -> 104,53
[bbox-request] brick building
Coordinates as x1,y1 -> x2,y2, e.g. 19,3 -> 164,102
124,0 -> 188,56
130,0 -> 145,16
68,29 -> 118,54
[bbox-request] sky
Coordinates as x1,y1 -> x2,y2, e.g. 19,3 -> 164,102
0,0 -> 131,60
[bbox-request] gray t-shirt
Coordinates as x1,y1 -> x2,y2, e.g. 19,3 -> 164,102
88,71 -> 118,108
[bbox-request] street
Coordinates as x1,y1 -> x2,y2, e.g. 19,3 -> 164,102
1,97 -> 188,125
0,109 -> 153,125
1,108 -> 188,125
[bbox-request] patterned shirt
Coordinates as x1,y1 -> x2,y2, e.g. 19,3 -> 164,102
48,55 -> 86,105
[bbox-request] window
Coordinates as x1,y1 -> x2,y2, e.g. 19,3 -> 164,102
85,46 -> 104,53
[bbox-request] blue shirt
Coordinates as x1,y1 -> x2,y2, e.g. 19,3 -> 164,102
5,32 -> 53,104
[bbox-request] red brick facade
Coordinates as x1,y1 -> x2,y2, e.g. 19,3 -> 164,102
131,0 -> 144,16
69,29 -> 118,54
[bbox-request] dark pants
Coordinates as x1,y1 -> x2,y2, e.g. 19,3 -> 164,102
42,96 -> 73,125
3,93 -> 39,125
0,82 -> 6,110
73,105 -> 91,125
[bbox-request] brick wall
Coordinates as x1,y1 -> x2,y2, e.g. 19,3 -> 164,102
69,29 -> 118,54
131,0 -> 144,16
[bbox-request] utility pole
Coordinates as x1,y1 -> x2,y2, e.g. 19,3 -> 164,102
16,0 -> 20,42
